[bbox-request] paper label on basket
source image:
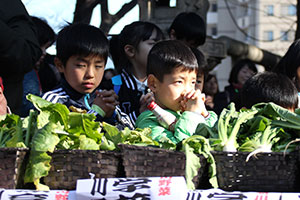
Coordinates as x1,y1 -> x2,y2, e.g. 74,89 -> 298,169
0,189 -> 69,200
186,189 -> 300,200
76,176 -> 187,200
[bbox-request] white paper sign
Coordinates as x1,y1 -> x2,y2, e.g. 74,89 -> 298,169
0,189 -> 69,200
187,189 -> 300,200
76,176 -> 187,200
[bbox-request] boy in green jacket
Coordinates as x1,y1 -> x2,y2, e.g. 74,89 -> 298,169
136,40 -> 217,144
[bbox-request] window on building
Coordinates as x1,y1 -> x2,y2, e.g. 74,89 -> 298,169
211,3 -> 218,12
155,0 -> 171,7
211,27 -> 217,36
264,30 -> 273,41
266,5 -> 274,16
289,30 -> 295,41
281,4 -> 296,16
280,31 -> 288,41
288,5 -> 296,16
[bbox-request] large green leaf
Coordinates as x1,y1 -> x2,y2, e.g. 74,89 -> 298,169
67,112 -> 102,142
24,151 -> 52,190
182,135 -> 218,189
257,102 -> 300,125
27,94 -> 69,127
26,94 -> 52,110
5,114 -> 26,148
79,135 -> 99,150
102,122 -> 124,145
31,123 -> 60,152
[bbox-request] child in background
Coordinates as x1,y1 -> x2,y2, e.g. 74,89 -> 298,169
103,22 -> 164,124
241,71 -> 298,112
272,39 -> 300,108
214,59 -> 257,114
203,74 -> 219,111
42,23 -> 134,129
136,40 -> 217,144
191,47 -> 207,91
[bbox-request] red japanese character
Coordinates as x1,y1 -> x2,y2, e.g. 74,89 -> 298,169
55,191 -> 69,200
158,186 -> 171,196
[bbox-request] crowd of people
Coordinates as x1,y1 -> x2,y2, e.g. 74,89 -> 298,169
1,0 -> 300,144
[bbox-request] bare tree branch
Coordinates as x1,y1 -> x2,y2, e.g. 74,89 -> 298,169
73,0 -> 101,24
100,0 -> 138,34
73,0 -> 138,34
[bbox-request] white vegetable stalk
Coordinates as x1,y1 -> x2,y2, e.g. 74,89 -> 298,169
223,140 -> 237,152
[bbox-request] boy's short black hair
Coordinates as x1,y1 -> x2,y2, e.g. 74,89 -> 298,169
56,23 -> 109,66
168,12 -> 206,46
147,40 -> 198,82
241,71 -> 298,110
229,59 -> 257,84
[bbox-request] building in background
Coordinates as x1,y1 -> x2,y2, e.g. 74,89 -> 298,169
209,0 -> 297,90
142,0 -> 295,90
23,0 -> 297,91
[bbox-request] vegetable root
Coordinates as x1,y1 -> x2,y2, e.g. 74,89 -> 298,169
283,138 -> 300,157
246,146 -> 271,162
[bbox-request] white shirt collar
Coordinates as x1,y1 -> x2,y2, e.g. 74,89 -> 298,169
133,76 -> 147,93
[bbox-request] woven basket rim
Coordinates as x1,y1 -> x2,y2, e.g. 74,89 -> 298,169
0,147 -> 29,152
118,144 -> 184,154
50,149 -> 120,154
211,150 -> 294,156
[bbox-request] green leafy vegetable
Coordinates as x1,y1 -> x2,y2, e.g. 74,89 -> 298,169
182,135 -> 218,190
24,122 -> 60,190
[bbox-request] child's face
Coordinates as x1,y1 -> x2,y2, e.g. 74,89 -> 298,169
195,73 -> 204,91
237,65 -> 255,85
57,55 -> 105,94
135,29 -> 160,70
153,67 -> 197,112
204,76 -> 218,95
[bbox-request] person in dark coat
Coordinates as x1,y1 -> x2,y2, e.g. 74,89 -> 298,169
214,59 -> 257,114
0,0 -> 41,115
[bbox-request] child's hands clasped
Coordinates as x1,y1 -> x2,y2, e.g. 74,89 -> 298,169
180,89 -> 209,117
93,89 -> 119,117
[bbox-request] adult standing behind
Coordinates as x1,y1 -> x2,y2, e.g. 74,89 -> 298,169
272,39 -> 300,108
0,0 -> 42,115
21,16 -> 56,117
214,59 -> 257,114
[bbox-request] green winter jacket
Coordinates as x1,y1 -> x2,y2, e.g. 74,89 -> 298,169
136,110 -> 217,144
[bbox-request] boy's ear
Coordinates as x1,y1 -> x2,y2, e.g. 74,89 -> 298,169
297,67 -> 300,80
147,74 -> 159,93
54,57 -> 64,73
169,29 -> 177,40
124,44 -> 136,58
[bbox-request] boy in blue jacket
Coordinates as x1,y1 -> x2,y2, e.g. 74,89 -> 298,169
42,23 -> 133,129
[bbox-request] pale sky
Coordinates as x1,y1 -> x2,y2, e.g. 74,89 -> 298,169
21,0 -> 139,67
22,0 -> 139,34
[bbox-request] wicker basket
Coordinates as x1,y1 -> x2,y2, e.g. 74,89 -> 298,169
119,144 -> 209,189
212,151 -> 299,192
0,148 -> 28,189
43,149 -> 123,190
